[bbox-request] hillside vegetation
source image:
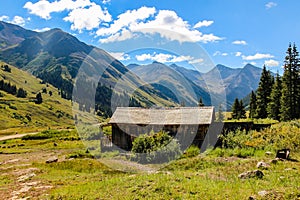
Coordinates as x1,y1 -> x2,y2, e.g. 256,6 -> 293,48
0,62 -> 77,135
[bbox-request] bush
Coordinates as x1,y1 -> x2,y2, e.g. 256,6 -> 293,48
218,120 -> 300,152
183,145 -> 200,158
131,130 -> 182,164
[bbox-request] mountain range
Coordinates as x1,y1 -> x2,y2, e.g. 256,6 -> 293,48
129,62 -> 263,109
0,21 -> 264,111
0,21 -> 176,116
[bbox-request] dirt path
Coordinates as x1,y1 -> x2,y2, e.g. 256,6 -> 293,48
0,128 -> 74,141
0,132 -> 39,141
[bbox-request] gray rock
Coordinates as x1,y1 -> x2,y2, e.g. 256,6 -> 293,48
238,170 -> 264,179
256,161 -> 270,169
258,190 -> 269,197
46,156 -> 58,163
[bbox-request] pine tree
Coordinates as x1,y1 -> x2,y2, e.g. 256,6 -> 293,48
255,65 -> 273,118
231,98 -> 240,119
267,73 -> 282,120
35,92 -> 43,104
239,100 -> 246,119
249,91 -> 257,119
16,88 -> 27,98
198,97 -> 204,107
280,43 -> 300,120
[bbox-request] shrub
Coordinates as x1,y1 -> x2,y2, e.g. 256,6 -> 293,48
183,145 -> 200,158
131,130 -> 182,164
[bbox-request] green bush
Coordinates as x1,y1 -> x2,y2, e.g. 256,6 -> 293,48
218,120 -> 300,152
183,145 -> 200,158
131,130 -> 182,163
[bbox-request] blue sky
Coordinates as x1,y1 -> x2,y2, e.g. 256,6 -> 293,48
1,0 -> 300,73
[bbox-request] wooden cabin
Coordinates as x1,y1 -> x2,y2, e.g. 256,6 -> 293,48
109,107 -> 215,151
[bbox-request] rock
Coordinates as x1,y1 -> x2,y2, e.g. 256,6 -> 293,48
265,151 -> 273,155
256,161 -> 270,169
238,170 -> 264,179
258,190 -> 269,197
46,156 -> 58,163
17,173 -> 36,182
53,143 -> 58,146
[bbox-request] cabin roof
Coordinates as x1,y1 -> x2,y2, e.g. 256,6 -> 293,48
109,107 -> 214,125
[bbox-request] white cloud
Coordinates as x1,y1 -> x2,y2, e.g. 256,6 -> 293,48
235,52 -> 242,57
193,20 -> 214,29
102,0 -> 111,4
97,7 -> 222,43
188,58 -> 204,64
34,27 -> 51,32
109,52 -> 130,61
64,4 -> 111,32
0,15 -> 9,21
265,2 -> 277,9
11,16 -> 26,26
213,51 -> 228,56
135,52 -> 194,63
97,6 -> 156,37
242,53 -> 274,61
264,59 -> 279,67
24,0 -> 94,20
232,40 -> 247,45
0,15 -> 26,26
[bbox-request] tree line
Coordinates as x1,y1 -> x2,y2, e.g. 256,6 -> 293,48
0,79 -> 27,98
248,43 -> 300,121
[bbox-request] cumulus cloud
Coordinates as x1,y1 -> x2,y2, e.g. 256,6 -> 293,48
109,52 -> 130,61
24,0 -> 94,20
34,27 -> 51,32
232,40 -> 247,45
135,52 -> 195,64
242,53 -> 274,61
0,15 -> 9,21
11,16 -> 26,26
213,51 -> 228,56
188,58 -> 204,64
64,4 -> 111,32
0,15 -> 26,26
264,59 -> 279,67
193,20 -> 214,29
235,52 -> 242,57
97,7 -> 222,43
97,6 -> 156,36
265,2 -> 277,9
102,0 -> 111,4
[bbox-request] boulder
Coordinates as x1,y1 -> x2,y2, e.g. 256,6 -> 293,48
256,161 -> 270,169
238,170 -> 264,179
46,156 -> 58,163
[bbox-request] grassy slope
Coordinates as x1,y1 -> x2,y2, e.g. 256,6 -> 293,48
0,62 -> 100,135
0,122 -> 299,199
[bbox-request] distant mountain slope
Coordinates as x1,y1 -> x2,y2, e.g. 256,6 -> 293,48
163,63 -> 263,109
129,62 -> 211,106
0,21 -> 36,49
0,21 -> 176,115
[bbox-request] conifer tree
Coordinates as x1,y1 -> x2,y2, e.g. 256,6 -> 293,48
267,73 -> 282,120
239,99 -> 246,119
280,43 -> 300,120
249,91 -> 257,119
198,97 -> 205,107
255,65 -> 273,118
231,98 -> 240,119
